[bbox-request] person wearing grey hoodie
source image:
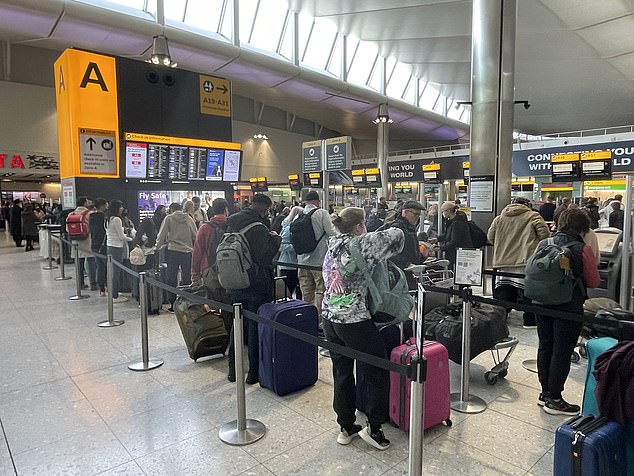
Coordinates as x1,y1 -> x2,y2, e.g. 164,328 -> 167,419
156,202 -> 198,312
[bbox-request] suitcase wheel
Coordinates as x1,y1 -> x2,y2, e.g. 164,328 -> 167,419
570,351 -> 580,364
484,371 -> 498,385
444,419 -> 452,427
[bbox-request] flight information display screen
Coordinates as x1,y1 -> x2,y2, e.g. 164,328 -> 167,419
124,134 -> 242,182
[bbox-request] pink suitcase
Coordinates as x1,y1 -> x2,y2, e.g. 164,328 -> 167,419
389,338 -> 452,431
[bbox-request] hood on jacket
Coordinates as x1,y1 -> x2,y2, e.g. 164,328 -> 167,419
327,233 -> 353,257
227,208 -> 266,231
500,203 -> 534,217
167,210 -> 193,224
210,214 -> 228,227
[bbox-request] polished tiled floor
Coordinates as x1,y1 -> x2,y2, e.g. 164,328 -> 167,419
0,231 -> 586,475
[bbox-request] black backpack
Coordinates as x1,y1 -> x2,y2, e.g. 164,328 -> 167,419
468,221 -> 487,248
290,208 -> 325,255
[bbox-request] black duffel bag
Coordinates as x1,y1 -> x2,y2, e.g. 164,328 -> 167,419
434,302 -> 509,364
593,309 -> 634,341
424,302 -> 462,340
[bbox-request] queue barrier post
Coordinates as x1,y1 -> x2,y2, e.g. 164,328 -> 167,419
42,226 -> 58,270
128,272 -> 163,371
219,303 -> 266,445
450,288 -> 487,414
54,233 -> 71,281
98,254 -> 124,328
69,242 -> 89,300
407,283 -> 427,476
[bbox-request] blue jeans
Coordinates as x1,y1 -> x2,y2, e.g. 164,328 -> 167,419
107,246 -> 125,298
227,292 -> 270,376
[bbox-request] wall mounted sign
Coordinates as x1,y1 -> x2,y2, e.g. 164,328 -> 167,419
199,74 -> 231,117
462,161 -> 470,184
79,128 -> 117,175
422,163 -> 441,183
469,175 -> 495,212
249,176 -> 268,192
325,136 -> 352,171
551,153 -> 580,182
351,168 -> 366,187
288,173 -> 302,191
364,167 -> 382,187
580,151 -> 612,180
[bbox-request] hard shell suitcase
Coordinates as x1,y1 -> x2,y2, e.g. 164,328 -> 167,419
257,298 -> 319,396
554,415 -> 627,476
174,287 -> 229,361
389,338 -> 451,431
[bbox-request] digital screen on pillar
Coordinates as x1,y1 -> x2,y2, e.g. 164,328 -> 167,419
123,133 -> 241,182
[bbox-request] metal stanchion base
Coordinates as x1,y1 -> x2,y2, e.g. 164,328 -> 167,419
69,294 -> 90,301
219,419 -> 266,446
128,359 -> 164,371
98,319 -> 125,328
450,393 -> 487,414
43,264 -> 58,270
55,276 -> 72,281
522,359 -> 538,374
319,348 -> 331,358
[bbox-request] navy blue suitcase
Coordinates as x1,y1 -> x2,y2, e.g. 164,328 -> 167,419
554,415 -> 627,476
257,299 -> 319,396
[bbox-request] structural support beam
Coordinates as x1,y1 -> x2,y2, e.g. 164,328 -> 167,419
468,0 -> 517,229
377,103 -> 390,201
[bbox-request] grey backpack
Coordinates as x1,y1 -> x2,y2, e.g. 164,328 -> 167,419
215,222 -> 263,291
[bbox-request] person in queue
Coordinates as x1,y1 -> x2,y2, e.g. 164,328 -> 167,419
226,194 -> 282,384
106,199 -> 133,303
322,207 -> 404,450
487,197 -> 550,328
278,206 -> 304,299
608,201 -> 624,230
20,202 -> 37,252
381,200 -> 425,288
436,201 -> 472,267
90,198 -> 109,297
535,208 -> 600,415
10,199 -> 23,247
191,196 -> 207,228
582,197 -> 600,229
191,198 -> 228,291
553,197 -> 571,227
156,202 -> 198,313
134,205 -> 167,268
297,190 -> 337,320
70,197 -> 98,291
539,196 -> 556,222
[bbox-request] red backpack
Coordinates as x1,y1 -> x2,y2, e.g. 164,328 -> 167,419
66,209 -> 90,240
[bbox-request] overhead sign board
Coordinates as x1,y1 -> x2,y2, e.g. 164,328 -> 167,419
580,151 -> 612,180
249,176 -> 268,192
78,128 -> 117,175
551,153 -> 580,182
199,75 -> 231,117
288,173 -> 302,191
303,171 -> 323,188
325,136 -> 352,171
422,163 -> 441,183
302,140 -> 322,173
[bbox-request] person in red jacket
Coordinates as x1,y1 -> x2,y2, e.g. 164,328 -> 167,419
191,198 -> 228,293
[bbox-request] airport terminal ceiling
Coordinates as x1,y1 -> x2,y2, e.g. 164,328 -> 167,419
0,0 -> 633,140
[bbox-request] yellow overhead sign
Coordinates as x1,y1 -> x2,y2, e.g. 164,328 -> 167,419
288,174 -> 299,180
199,74 -> 231,117
308,172 -> 321,179
462,161 -> 470,169
551,153 -> 580,163
423,163 -> 441,171
55,49 -> 120,179
581,151 -> 612,160
365,168 -> 380,175
351,169 -> 365,176
124,132 -> 240,150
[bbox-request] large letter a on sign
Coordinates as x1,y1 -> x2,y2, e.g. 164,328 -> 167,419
80,62 -> 108,91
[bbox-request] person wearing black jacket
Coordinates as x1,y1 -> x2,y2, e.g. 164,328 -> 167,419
89,198 -> 108,296
583,197 -> 600,229
383,200 -> 424,288
225,194 -> 282,384
10,200 -> 23,247
437,201 -> 472,266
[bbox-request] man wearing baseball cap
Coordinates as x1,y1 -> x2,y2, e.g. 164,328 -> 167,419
383,200 -> 425,287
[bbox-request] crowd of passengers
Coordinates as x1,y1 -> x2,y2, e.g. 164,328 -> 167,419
5,192 -> 612,451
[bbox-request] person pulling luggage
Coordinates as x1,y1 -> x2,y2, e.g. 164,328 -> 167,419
322,207 -> 404,450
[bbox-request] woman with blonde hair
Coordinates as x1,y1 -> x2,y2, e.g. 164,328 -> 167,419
322,207 -> 404,450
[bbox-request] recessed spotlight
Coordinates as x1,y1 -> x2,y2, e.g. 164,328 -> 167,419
253,133 -> 269,140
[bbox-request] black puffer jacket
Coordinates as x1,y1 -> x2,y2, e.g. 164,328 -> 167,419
388,215 -> 423,270
226,208 -> 282,296
439,211 -> 472,264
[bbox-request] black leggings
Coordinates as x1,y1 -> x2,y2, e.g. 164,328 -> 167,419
536,314 -> 583,399
323,319 -> 388,432
279,269 -> 302,299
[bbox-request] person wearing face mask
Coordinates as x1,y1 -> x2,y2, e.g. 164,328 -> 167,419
322,207 -> 404,451
380,200 -> 425,287
436,200 -> 472,267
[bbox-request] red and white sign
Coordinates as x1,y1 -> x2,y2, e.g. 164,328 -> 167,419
125,142 -> 147,178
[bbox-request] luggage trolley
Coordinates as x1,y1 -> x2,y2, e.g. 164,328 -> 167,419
409,261 -> 520,386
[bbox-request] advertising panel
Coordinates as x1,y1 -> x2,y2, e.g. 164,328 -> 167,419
223,150 -> 241,182
125,142 -> 147,178
206,149 -> 224,181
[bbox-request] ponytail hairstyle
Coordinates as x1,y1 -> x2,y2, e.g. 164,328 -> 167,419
106,199 -> 123,223
332,207 -> 365,234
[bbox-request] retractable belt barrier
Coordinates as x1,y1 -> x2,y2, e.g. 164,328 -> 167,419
273,261 -> 324,272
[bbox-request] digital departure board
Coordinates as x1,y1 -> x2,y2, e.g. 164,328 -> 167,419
188,147 -> 207,180
147,144 -> 169,179
168,145 -> 188,180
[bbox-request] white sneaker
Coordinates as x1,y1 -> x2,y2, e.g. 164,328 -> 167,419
112,296 -> 129,303
98,291 -> 106,298
337,424 -> 362,445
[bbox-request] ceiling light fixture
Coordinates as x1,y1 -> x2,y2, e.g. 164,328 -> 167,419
373,103 -> 393,125
253,133 -> 269,140
146,34 -> 177,68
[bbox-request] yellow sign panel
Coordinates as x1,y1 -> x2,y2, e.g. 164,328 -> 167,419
462,161 -> 470,169
54,49 -> 120,179
249,177 -> 258,183
325,136 -> 348,145
351,169 -> 365,176
257,177 -> 266,182
365,168 -> 380,175
551,153 -> 580,163
302,140 -> 322,148
199,75 -> 231,117
423,163 -> 441,171
308,172 -> 321,179
288,174 -> 299,180
124,132 -> 240,150
584,180 -> 625,186
581,151 -> 612,161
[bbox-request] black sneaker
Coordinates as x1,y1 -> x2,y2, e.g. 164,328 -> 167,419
166,307 -> 175,314
537,393 -> 550,407
523,315 -> 537,329
337,424 -> 362,445
227,368 -> 236,383
245,372 -> 259,385
543,398 -> 580,416
359,425 -> 390,450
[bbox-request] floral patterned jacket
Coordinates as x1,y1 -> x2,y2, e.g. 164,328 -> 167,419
322,228 -> 404,324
